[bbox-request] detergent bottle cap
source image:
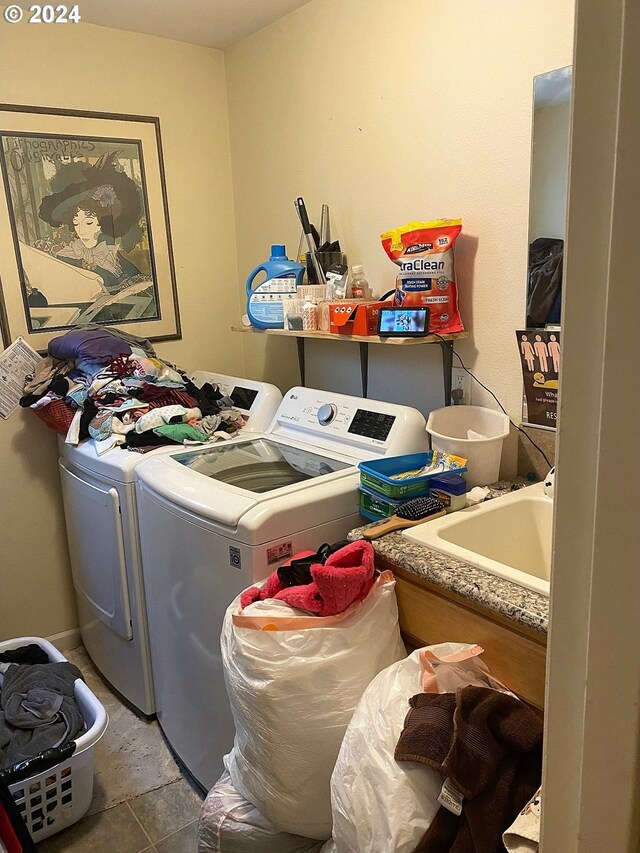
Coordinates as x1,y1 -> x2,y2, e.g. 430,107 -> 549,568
270,244 -> 287,260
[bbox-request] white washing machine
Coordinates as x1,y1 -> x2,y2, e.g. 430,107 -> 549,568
135,386 -> 429,788
58,372 -> 282,716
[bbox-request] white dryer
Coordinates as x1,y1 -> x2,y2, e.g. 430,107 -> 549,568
58,372 -> 282,715
135,386 -> 429,788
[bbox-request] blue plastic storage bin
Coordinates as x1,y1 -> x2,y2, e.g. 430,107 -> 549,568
359,484 -> 413,521
358,452 -> 468,499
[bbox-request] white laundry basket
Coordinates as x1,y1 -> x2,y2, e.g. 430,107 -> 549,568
0,636 -> 108,844
427,406 -> 510,487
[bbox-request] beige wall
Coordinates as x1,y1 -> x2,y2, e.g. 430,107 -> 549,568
225,0 -> 574,467
0,20 -> 241,640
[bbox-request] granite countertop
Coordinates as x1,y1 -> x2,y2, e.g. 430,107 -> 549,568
349,480 -> 549,636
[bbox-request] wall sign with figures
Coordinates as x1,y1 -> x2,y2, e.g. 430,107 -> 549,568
516,329 -> 561,429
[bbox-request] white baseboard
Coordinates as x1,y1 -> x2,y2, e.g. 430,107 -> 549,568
46,628 -> 82,653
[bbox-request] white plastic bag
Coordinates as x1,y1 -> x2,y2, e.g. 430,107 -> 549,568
330,643 -> 493,853
198,769 -> 323,853
222,572 -> 406,840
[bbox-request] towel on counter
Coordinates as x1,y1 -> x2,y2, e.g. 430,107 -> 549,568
240,540 -> 376,617
0,662 -> 85,769
395,686 -> 543,853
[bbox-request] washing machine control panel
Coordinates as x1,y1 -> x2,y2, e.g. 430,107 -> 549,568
272,387 -> 421,454
347,409 -> 396,441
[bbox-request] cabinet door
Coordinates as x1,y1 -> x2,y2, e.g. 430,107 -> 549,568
59,461 -> 133,640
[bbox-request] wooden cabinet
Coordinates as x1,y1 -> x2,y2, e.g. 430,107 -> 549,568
378,557 -> 548,708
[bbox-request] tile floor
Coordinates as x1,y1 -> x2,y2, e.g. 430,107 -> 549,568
37,645 -> 204,852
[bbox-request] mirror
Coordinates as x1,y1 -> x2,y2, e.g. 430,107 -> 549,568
526,66 -> 572,328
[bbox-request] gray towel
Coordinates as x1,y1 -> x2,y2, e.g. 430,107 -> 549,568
0,662 -> 85,768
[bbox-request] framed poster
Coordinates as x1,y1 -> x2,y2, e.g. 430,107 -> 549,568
517,329 -> 561,429
0,104 -> 181,349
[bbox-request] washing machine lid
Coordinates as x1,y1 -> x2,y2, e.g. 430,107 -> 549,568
135,436 -> 359,527
173,438 -> 350,493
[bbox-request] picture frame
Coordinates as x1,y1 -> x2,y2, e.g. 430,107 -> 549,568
0,104 -> 181,349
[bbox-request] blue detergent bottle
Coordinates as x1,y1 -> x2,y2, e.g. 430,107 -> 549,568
246,245 -> 305,329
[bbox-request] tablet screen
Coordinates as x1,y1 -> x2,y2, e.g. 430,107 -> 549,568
378,309 -> 428,334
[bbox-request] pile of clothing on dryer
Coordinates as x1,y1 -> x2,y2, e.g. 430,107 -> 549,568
0,644 -> 85,772
19,325 -> 245,453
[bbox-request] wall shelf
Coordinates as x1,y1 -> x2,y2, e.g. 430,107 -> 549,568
231,325 -> 470,404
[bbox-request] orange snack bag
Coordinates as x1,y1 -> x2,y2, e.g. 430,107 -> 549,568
381,219 -> 464,334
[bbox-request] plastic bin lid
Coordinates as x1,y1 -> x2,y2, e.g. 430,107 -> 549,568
429,474 -> 468,495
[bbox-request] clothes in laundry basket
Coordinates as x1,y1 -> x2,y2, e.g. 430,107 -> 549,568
0,662 -> 85,769
0,645 -> 50,667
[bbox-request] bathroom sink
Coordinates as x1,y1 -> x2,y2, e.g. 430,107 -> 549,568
403,482 -> 552,595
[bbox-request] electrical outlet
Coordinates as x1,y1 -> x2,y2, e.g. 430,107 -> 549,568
451,367 -> 471,405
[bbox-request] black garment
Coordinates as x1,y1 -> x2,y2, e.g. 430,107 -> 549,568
526,237 -> 564,327
123,431 -> 175,449
194,382 -> 235,417
48,376 -> 70,397
19,393 -> 43,408
78,397 -> 99,441
277,540 -> 351,587
0,645 -> 49,666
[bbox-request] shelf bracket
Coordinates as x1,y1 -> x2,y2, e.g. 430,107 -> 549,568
439,339 -> 454,406
359,342 -> 369,398
296,337 -> 306,386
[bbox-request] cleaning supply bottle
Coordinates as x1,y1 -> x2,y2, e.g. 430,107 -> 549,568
246,245 -> 305,329
350,265 -> 369,299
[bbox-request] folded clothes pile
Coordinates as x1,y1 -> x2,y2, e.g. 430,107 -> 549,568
0,645 -> 85,771
20,325 -> 245,453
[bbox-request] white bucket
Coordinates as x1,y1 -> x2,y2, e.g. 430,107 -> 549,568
426,406 -> 510,487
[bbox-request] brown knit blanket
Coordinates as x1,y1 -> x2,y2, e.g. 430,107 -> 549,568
395,686 -> 543,852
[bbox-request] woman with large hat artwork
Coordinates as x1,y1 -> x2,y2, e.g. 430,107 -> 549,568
0,109 -> 181,346
39,153 -> 144,293
0,134 -> 162,334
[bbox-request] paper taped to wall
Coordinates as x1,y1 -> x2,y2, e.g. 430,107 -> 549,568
0,337 -> 43,419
